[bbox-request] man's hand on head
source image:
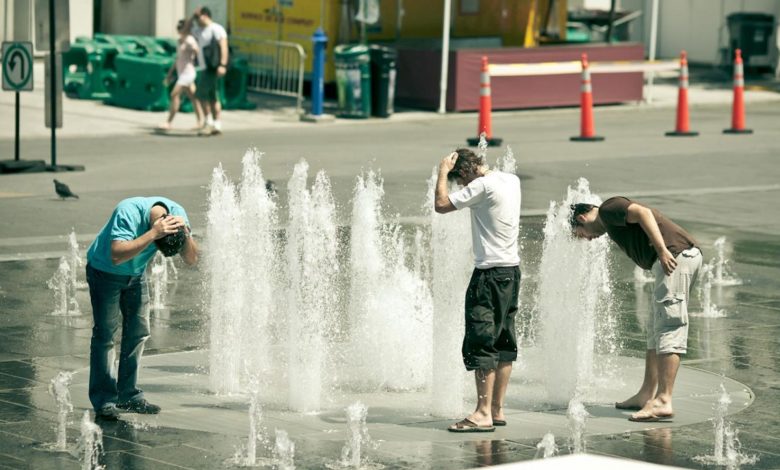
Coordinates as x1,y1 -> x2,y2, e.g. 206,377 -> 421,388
152,215 -> 186,240
439,152 -> 457,174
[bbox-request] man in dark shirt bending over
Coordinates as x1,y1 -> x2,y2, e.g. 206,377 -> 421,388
570,197 -> 702,422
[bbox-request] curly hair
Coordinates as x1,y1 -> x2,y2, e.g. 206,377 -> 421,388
447,148 -> 485,181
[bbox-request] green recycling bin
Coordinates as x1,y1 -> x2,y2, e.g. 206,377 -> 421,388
105,53 -> 173,111
369,45 -> 396,118
334,44 -> 372,118
222,56 -> 256,110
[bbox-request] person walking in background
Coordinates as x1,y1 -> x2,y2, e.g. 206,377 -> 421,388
191,6 -> 228,136
435,149 -> 522,433
570,197 -> 702,422
86,197 -> 199,420
158,19 -> 202,131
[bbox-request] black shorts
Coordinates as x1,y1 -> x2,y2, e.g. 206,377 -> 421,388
195,69 -> 219,101
462,266 -> 521,371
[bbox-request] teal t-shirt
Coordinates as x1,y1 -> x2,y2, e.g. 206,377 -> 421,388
86,197 -> 190,276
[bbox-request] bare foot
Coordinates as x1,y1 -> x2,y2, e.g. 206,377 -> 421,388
615,392 -> 653,410
491,405 -> 505,422
157,122 -> 172,131
630,397 -> 673,421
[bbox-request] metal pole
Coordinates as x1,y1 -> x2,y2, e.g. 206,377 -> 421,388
49,0 -> 57,167
437,0 -> 452,114
14,92 -> 20,161
646,0 -> 659,103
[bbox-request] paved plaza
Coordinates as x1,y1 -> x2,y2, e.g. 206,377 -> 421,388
0,79 -> 779,469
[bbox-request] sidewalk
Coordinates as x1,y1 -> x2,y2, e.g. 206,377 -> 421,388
1,61 -> 779,141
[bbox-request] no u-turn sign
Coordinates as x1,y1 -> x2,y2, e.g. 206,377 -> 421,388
2,42 -> 34,92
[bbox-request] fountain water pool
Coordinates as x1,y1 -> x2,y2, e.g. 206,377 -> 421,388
204,151 -> 621,418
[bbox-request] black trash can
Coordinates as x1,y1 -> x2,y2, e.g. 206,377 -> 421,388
727,13 -> 775,69
369,45 -> 397,118
334,44 -> 372,118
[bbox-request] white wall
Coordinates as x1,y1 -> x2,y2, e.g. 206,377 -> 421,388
623,0 -> 779,64
155,0 -> 186,38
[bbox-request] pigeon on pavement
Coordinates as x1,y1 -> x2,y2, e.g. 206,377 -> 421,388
53,179 -> 79,200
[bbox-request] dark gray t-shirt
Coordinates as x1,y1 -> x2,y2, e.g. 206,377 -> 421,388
599,197 -> 699,270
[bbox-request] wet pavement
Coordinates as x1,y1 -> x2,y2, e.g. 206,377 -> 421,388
1,101 -> 780,469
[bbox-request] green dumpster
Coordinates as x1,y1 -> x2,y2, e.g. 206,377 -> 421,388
369,45 -> 396,118
105,53 -> 173,111
334,44 -> 372,118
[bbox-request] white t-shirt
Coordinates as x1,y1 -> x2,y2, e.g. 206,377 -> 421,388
448,171 -> 521,269
192,22 -> 228,71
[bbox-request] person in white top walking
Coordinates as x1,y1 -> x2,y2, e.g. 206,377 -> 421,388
435,148 -> 522,433
191,7 -> 228,136
158,19 -> 202,131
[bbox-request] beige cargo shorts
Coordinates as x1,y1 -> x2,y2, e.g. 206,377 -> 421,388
647,247 -> 703,354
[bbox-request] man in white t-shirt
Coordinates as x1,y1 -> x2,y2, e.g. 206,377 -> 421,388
435,148 -> 522,433
191,6 -> 228,136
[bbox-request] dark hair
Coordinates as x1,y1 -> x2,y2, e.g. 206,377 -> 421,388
569,203 -> 597,228
447,148 -> 484,182
155,226 -> 187,257
199,6 -> 212,18
177,19 -> 186,31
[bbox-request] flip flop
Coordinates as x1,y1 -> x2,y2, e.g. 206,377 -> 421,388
447,418 -> 495,433
615,402 -> 642,411
628,413 -> 674,423
493,419 -> 507,426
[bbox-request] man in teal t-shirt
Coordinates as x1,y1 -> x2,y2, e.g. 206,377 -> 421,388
86,197 -> 198,420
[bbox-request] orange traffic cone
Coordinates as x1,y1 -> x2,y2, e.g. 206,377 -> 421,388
570,53 -> 604,142
666,51 -> 698,137
467,56 -> 502,147
723,49 -> 753,134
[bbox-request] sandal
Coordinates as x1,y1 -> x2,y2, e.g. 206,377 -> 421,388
447,418 -> 495,433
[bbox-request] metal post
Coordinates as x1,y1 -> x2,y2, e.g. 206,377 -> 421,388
14,92 -> 20,161
48,0 -> 57,168
311,27 -> 327,116
646,0 -> 659,103
437,0 -> 452,114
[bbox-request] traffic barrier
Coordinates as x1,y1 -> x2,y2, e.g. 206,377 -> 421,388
665,51 -> 698,137
570,54 -> 604,142
723,49 -> 753,134
466,56 -> 502,147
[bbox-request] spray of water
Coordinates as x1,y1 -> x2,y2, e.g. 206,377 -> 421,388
206,164 -> 243,395
538,178 -> 616,405
567,399 -> 589,454
534,432 -> 558,459
711,237 -> 742,287
633,266 -> 654,284
47,257 -> 80,316
286,161 -> 339,412
274,429 -> 295,470
347,170 -> 432,391
692,263 -> 726,318
48,371 -> 74,451
78,411 -> 104,470
694,384 -> 758,468
67,230 -> 87,290
497,145 -> 516,174
149,252 -> 169,311
427,169 -> 472,417
340,402 -> 370,468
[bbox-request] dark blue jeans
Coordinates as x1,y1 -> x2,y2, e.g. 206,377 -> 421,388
86,264 -> 150,410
